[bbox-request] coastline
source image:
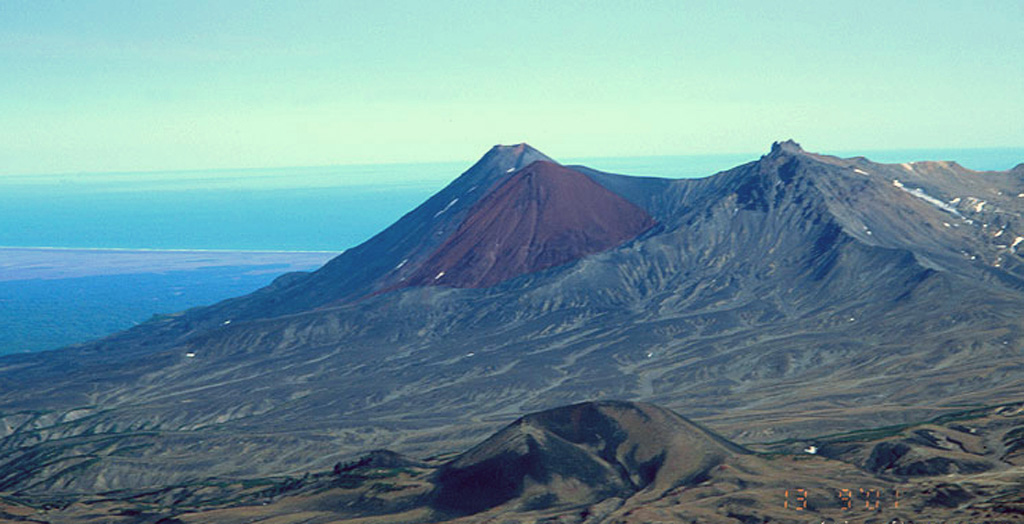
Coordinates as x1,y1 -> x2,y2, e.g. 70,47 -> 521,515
0,246 -> 337,282
0,245 -> 339,254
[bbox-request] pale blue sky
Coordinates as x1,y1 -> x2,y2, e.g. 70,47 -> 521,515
1,0 -> 1021,176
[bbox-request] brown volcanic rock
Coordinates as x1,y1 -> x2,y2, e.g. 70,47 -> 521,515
431,401 -> 747,515
403,161 -> 656,288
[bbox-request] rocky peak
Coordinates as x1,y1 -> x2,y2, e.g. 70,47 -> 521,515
767,139 -> 806,157
479,143 -> 554,173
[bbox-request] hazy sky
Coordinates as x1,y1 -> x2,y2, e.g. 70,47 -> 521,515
2,0 -> 1022,175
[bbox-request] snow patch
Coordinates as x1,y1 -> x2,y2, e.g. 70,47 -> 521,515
853,168 -> 869,176
506,167 -> 515,173
434,271 -> 445,280
974,200 -> 986,213
1018,193 -> 1024,198
433,198 -> 459,218
901,163 -> 914,171
995,229 -> 1005,238
1012,237 -> 1024,253
804,446 -> 818,455
893,180 -> 962,217
222,320 -> 231,325
185,352 -> 196,358
395,258 -> 408,270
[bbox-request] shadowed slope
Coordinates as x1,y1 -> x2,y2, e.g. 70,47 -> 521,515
403,161 -> 656,288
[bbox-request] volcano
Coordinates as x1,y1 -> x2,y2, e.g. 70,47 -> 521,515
402,161 -> 656,289
0,141 -> 1022,499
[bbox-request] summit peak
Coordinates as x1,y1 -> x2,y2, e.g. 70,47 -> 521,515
493,141 -> 529,149
769,139 -> 805,156
475,143 -> 554,173
489,142 -> 540,156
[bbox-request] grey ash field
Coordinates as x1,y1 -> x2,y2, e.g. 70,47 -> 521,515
4,401 -> 1023,523
1,142 -> 1023,523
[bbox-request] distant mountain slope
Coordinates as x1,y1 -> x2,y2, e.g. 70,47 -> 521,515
0,141 -> 1022,496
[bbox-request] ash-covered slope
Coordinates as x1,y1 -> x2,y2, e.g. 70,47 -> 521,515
402,161 -> 656,288
1,142 -> 1023,496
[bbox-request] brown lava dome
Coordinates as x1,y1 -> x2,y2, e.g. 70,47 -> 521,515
403,161 -> 656,288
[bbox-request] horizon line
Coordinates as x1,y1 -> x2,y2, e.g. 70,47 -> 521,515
0,245 -> 340,255
5,145 -> 1023,179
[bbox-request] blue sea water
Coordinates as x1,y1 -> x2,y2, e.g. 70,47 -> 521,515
1,148 -> 1021,252
0,266 -> 297,353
